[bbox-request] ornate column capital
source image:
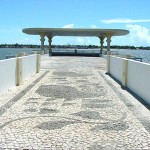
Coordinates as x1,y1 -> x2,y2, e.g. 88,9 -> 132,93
106,34 -> 112,43
40,34 -> 45,50
99,35 -> 105,44
47,35 -> 53,42
47,35 -> 53,56
40,34 -> 45,42
105,34 -> 112,51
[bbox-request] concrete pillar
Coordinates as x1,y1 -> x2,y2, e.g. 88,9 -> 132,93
17,52 -> 26,57
40,34 -> 45,51
106,35 -> 111,51
47,35 -> 52,56
36,54 -> 41,73
107,51 -> 111,74
99,36 -> 105,55
122,56 -> 129,87
32,51 -> 37,54
16,57 -> 23,86
40,50 -> 44,55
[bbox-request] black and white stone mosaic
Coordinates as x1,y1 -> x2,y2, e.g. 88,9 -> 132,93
39,108 -> 58,114
0,56 -> 150,149
35,120 -> 79,130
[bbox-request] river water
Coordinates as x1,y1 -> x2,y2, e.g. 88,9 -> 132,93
0,48 -> 150,63
111,49 -> 150,63
0,48 -> 39,60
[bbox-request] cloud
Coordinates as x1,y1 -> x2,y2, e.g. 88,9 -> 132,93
62,24 -> 74,28
90,25 -> 97,28
125,24 -> 150,46
101,18 -> 150,24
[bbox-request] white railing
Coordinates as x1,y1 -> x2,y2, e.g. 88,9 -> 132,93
127,60 -> 150,103
107,54 -> 150,104
0,54 -> 41,94
110,56 -> 124,83
22,55 -> 37,80
0,58 -> 17,94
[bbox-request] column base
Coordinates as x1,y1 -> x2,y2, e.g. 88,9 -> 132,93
49,51 -> 52,56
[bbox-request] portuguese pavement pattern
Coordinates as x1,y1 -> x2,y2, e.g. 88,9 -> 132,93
0,56 -> 150,149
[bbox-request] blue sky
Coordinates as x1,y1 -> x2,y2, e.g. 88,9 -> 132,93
0,0 -> 150,46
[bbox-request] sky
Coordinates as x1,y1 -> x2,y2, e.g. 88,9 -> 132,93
0,0 -> 150,46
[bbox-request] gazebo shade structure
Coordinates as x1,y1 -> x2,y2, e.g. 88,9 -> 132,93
22,28 -> 129,37
22,28 -> 129,55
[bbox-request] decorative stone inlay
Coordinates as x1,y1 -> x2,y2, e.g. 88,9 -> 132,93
36,85 -> 79,99
41,102 -> 54,106
23,109 -> 37,112
45,98 -> 55,101
72,111 -> 102,120
36,84 -> 106,100
62,103 -> 75,106
53,71 -> 91,77
24,101 -> 39,105
39,108 -> 58,114
91,121 -> 129,131
35,120 -> 79,130
79,84 -> 107,96
0,56 -> 150,149
82,99 -> 113,108
90,141 -> 127,150
82,99 -> 112,104
82,103 -> 112,108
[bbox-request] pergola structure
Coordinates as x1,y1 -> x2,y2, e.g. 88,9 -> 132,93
22,28 -> 129,56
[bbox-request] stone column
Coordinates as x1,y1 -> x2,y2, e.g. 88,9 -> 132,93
40,34 -> 45,51
106,34 -> 111,51
99,36 -> 105,55
107,51 -> 111,74
47,35 -> 52,56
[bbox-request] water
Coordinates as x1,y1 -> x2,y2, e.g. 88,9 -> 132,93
0,48 -> 40,60
0,48 -> 150,63
111,49 -> 150,63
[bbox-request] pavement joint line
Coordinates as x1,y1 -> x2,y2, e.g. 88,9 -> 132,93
98,71 -> 150,133
0,71 -> 49,117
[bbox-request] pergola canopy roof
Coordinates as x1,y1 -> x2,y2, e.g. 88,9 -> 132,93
22,28 -> 129,37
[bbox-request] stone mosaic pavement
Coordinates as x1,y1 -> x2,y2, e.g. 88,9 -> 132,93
0,55 -> 150,149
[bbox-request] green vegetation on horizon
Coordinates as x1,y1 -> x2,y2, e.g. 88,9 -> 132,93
0,43 -> 150,50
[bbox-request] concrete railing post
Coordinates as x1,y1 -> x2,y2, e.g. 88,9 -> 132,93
122,57 -> 129,87
107,51 -> 111,74
32,51 -> 37,54
17,52 -> 26,57
36,54 -> 41,73
40,50 -> 44,55
16,57 -> 23,86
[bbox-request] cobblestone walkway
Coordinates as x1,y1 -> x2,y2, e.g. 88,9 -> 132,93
0,56 -> 150,149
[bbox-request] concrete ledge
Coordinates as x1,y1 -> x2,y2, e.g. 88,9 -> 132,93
108,55 -> 150,105
0,54 -> 40,94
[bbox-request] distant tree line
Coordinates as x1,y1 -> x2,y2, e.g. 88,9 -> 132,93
0,43 -> 40,48
110,45 -> 150,50
0,43 -> 150,50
